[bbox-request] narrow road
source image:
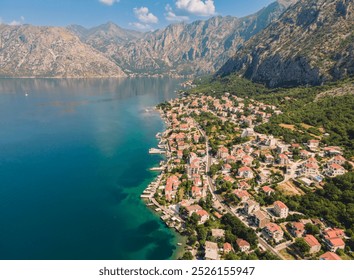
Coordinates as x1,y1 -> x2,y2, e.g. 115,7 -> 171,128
195,120 -> 285,260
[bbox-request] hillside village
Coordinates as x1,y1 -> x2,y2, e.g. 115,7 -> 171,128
143,91 -> 354,260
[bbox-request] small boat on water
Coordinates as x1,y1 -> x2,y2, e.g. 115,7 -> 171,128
177,243 -> 182,246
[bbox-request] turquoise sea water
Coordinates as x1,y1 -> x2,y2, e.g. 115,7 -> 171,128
0,78 -> 181,260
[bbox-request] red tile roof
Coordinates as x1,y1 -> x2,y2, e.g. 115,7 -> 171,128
224,243 -> 233,251
233,189 -> 250,199
265,223 -> 282,233
320,252 -> 342,260
262,186 -> 274,193
330,163 -> 344,170
304,235 -> 320,247
327,237 -> 345,247
236,239 -> 250,248
238,166 -> 252,172
196,210 -> 209,217
274,201 -> 288,209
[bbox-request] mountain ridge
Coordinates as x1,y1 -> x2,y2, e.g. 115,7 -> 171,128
104,1 -> 290,76
217,0 -> 354,87
0,24 -> 126,78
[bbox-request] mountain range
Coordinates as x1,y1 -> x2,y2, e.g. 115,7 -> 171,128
0,0 -> 353,87
218,0 -> 354,87
0,25 -> 126,78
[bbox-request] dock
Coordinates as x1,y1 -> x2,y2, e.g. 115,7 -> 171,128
150,167 -> 165,171
149,148 -> 166,154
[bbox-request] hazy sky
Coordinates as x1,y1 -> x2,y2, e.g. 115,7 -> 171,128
0,0 -> 275,30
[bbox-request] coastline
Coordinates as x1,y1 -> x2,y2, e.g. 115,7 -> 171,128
141,105 -> 187,260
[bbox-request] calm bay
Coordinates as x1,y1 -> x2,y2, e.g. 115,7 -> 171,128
0,78 -> 182,260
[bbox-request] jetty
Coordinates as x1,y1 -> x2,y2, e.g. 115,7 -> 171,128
149,148 -> 166,154
150,167 -> 165,171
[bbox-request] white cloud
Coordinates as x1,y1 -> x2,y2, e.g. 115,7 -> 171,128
129,22 -> 152,31
133,7 -> 158,24
9,16 -> 25,26
176,0 -> 216,16
99,0 -> 120,6
9,20 -> 21,26
165,4 -> 189,22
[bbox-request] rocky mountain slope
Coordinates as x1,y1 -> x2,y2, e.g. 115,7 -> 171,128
217,0 -> 354,87
67,22 -> 142,52
106,1 -> 294,76
0,24 -> 126,78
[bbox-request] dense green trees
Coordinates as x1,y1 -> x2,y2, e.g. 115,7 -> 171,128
294,238 -> 310,255
180,251 -> 193,260
283,173 -> 354,237
221,214 -> 258,248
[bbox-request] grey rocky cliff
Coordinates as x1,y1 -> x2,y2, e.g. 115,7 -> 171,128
217,0 -> 354,87
0,24 -> 126,78
102,1 -> 290,76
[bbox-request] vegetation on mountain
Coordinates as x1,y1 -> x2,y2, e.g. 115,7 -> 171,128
0,25 -> 126,78
218,0 -> 354,87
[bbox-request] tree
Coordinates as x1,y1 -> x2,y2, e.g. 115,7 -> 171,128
180,251 -> 193,260
294,238 -> 310,255
189,213 -> 200,227
305,223 -> 320,235
187,235 -> 198,246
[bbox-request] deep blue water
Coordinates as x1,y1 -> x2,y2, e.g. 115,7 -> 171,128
0,78 -> 181,260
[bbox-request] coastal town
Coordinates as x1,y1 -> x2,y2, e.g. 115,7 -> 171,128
142,90 -> 353,261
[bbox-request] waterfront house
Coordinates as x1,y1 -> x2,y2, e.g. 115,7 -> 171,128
165,184 -> 173,201
185,205 -> 203,216
196,210 -> 210,224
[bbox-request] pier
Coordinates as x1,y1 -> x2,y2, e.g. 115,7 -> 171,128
149,148 -> 166,154
150,167 -> 165,171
